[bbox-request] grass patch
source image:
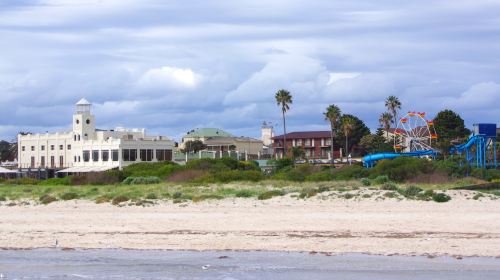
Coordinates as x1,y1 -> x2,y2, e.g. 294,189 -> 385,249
112,195 -> 129,205
258,190 -> 285,200
60,192 -> 78,200
39,194 -> 57,205
432,193 -> 451,203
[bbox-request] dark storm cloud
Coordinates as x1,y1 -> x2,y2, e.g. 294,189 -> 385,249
0,0 -> 499,141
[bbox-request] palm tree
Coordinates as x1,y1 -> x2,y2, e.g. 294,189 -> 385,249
379,112 -> 393,139
324,104 -> 342,161
341,116 -> 355,160
385,95 -> 401,128
275,89 -> 292,157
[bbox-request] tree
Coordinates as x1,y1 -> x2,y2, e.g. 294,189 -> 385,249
385,95 -> 401,128
275,89 -> 293,156
336,114 -> 371,154
324,104 -> 342,160
360,132 -> 393,154
0,141 -> 17,162
341,116 -> 356,158
379,112 -> 393,139
290,146 -> 305,161
181,140 -> 207,153
433,109 -> 470,153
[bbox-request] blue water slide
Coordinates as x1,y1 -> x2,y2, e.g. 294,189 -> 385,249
363,150 -> 437,168
450,135 -> 479,154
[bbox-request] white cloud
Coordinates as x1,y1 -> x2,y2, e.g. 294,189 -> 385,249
136,66 -> 202,91
444,82 -> 500,109
327,72 -> 361,85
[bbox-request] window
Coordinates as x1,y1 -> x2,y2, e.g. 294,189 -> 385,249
296,139 -> 302,146
41,156 -> 45,167
22,146 -> 25,151
83,150 -> 90,162
74,156 -> 77,163
78,156 -> 81,162
78,135 -> 81,141
67,145 -> 71,150
324,138 -> 331,145
112,150 -> 119,161
59,156 -> 64,167
92,150 -> 99,162
122,149 -> 137,161
59,145 -> 64,150
31,146 -> 35,151
51,145 -> 55,151
102,150 -> 109,161
74,135 -> 77,141
30,157 -> 35,168
140,149 -> 153,161
305,139 -> 311,146
76,119 -> 80,124
41,145 -> 45,151
86,119 -> 90,124
156,149 -> 172,161
51,156 -> 55,168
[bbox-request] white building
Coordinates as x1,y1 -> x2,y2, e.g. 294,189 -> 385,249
17,99 -> 175,172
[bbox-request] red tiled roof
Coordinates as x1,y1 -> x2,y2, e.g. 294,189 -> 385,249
272,131 -> 332,140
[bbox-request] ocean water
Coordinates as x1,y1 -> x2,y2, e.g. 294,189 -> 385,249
0,249 -> 499,279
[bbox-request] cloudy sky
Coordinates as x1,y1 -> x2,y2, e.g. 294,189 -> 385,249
1,0 -> 499,142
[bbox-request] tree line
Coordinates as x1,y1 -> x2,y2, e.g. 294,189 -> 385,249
275,89 -> 470,159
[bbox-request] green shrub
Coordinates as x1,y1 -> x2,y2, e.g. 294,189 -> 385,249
384,192 -> 398,198
371,157 -> 435,182
360,178 -> 371,186
39,177 -> 70,186
433,157 -> 467,178
95,195 -> 111,204
192,194 -> 223,202
39,194 -> 57,205
285,169 -> 306,182
306,172 -> 333,182
258,190 -> 285,200
432,193 -> 451,203
4,178 -> 38,185
473,193 -> 484,200
146,193 -> 158,199
373,175 -> 390,185
122,161 -> 180,178
299,188 -> 318,199
207,170 -> 264,183
122,176 -> 162,185
342,193 -> 354,199
381,182 -> 398,191
60,192 -> 78,200
271,158 -> 294,171
402,185 -> 423,197
317,185 -> 330,193
172,191 -> 183,199
0,196 -> 6,201
235,189 -> 255,198
112,195 -> 130,205
332,165 -> 368,180
69,172 -> 122,185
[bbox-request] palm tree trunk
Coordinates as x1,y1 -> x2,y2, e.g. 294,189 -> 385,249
345,134 -> 348,162
330,129 -> 334,162
282,109 -> 287,158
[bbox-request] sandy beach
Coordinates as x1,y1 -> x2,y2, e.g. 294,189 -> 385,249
0,190 -> 499,257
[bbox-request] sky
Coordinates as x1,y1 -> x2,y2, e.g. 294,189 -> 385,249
0,0 -> 499,142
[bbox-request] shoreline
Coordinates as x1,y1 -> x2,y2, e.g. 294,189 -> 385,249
1,247 -> 500,260
1,191 -> 499,257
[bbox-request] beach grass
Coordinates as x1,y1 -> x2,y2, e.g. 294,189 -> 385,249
0,177 -> 487,205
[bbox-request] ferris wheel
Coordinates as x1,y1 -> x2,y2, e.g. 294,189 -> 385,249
393,112 -> 438,153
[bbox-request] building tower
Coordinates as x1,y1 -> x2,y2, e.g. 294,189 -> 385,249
72,98 -> 96,141
261,121 -> 274,147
